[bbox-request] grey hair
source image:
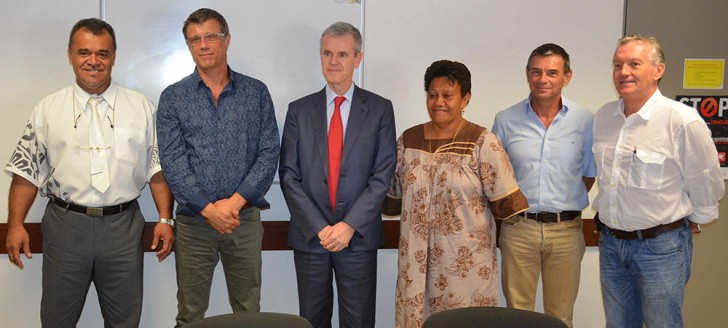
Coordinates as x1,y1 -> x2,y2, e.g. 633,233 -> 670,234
618,34 -> 665,66
320,21 -> 362,53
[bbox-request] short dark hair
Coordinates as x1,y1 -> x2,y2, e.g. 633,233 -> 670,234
424,60 -> 471,96
526,43 -> 571,73
183,8 -> 229,39
69,18 -> 117,51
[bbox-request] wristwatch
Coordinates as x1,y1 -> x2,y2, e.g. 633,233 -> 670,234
159,217 -> 175,227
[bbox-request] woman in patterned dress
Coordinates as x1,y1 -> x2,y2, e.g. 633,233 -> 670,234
382,60 -> 528,328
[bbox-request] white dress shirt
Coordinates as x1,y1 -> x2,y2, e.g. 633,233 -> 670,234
592,89 -> 724,231
5,82 -> 161,207
325,83 -> 355,138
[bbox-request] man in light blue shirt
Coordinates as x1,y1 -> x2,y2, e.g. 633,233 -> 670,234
491,43 -> 596,328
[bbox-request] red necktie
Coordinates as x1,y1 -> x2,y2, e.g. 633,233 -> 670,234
328,96 -> 346,212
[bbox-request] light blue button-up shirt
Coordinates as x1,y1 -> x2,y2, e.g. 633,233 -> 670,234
492,96 -> 596,212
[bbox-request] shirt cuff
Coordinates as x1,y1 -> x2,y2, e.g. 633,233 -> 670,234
689,205 -> 720,224
146,164 -> 162,182
183,190 -> 213,216
236,182 -> 270,210
4,166 -> 41,187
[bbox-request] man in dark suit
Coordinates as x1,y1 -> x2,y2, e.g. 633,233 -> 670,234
279,21 -> 397,328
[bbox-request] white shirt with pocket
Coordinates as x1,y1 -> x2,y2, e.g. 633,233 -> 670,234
592,89 -> 724,231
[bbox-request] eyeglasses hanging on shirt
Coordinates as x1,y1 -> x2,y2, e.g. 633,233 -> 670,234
73,94 -> 115,151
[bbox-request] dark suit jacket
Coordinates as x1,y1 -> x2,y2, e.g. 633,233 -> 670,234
280,86 -> 397,253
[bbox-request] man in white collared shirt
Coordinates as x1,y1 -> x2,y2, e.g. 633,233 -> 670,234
4,18 -> 174,327
592,35 -> 724,328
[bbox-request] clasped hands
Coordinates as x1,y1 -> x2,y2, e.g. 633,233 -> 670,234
201,193 -> 247,234
318,222 -> 355,253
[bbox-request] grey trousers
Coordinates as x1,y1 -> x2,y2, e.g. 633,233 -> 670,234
174,206 -> 263,327
41,200 -> 144,328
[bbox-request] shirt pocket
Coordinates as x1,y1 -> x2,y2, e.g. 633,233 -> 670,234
591,144 -> 608,181
113,128 -> 145,167
627,150 -> 666,190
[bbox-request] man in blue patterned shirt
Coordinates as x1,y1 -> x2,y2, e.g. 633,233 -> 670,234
156,8 -> 279,327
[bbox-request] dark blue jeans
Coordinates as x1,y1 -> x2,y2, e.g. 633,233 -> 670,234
599,220 -> 692,328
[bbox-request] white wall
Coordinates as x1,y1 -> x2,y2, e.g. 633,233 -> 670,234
1,0 -> 624,326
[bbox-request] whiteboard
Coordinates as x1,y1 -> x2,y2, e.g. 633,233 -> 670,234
0,0 -> 362,220
0,1 -> 625,327
362,0 -> 624,137
105,0 -> 362,221
0,1 -> 624,222
106,0 -> 362,132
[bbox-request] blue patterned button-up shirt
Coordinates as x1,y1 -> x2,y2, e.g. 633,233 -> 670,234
157,67 -> 279,216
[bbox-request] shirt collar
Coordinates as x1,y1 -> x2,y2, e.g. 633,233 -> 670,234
614,89 -> 662,120
524,95 -> 569,115
325,83 -> 355,106
193,66 -> 235,90
73,81 -> 117,112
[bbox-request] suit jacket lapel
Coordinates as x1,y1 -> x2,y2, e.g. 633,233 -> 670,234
311,88 -> 329,174
342,86 -> 368,167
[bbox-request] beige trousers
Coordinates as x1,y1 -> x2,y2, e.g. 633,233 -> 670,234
499,215 -> 585,328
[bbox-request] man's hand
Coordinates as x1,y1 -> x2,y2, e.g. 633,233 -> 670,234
689,221 -> 701,234
6,175 -> 38,270
201,203 -> 240,234
6,226 -> 32,269
318,225 -> 333,242
320,222 -> 355,253
151,222 -> 174,262
216,193 -> 247,214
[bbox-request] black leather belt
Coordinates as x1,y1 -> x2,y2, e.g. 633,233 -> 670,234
51,196 -> 135,217
604,218 -> 687,240
522,211 -> 581,223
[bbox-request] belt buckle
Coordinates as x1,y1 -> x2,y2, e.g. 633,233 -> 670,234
86,207 -> 104,217
536,212 -> 552,223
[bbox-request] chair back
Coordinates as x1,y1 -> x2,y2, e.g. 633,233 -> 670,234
422,306 -> 568,328
183,312 -> 313,328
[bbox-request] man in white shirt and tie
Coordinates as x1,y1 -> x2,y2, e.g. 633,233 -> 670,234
4,18 -> 174,327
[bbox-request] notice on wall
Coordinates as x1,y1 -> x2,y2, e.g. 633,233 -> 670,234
683,59 -> 725,89
677,95 -> 728,178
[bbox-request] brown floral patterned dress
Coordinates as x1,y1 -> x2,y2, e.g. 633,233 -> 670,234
382,121 -> 528,328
